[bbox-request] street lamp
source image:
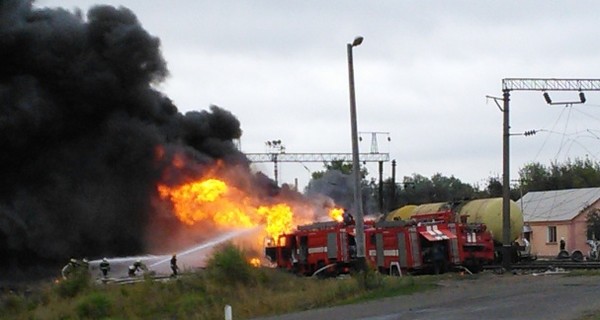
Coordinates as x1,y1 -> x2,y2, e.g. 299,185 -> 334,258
347,36 -> 366,268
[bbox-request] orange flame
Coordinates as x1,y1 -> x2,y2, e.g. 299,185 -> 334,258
329,207 -> 345,222
249,258 -> 261,267
158,178 -> 294,239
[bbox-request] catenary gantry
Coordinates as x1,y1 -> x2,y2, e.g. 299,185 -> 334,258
245,152 -> 389,163
502,78 -> 600,91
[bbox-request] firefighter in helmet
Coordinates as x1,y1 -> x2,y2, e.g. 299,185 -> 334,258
128,259 -> 147,277
170,254 -> 179,277
61,258 -> 79,279
343,210 -> 355,225
99,258 -> 110,278
81,258 -> 89,270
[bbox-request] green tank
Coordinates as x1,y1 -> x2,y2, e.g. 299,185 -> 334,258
385,205 -> 417,221
410,198 -> 524,243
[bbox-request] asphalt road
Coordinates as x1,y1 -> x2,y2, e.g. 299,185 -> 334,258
254,273 -> 600,320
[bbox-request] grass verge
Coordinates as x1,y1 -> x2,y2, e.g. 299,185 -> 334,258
0,243 -> 441,319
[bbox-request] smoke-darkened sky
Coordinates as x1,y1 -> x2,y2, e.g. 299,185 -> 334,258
36,0 -> 600,190
0,0 -> 251,271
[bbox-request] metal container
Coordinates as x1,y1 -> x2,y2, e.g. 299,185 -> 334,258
385,205 -> 417,221
410,198 -> 524,243
458,198 -> 524,243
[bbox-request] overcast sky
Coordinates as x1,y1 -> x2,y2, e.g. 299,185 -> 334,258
36,0 -> 600,190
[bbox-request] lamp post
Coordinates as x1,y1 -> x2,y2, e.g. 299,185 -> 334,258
347,36 -> 366,268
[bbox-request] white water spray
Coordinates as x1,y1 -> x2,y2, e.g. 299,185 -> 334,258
88,226 -> 262,278
149,227 -> 260,268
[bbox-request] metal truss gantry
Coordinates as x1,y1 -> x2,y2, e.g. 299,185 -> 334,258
503,78 -> 600,91
245,152 -> 390,163
245,152 -> 390,212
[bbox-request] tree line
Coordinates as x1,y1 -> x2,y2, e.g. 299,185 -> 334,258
304,157 -> 600,214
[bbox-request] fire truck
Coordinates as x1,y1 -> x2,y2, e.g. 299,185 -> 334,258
264,220 -> 368,276
365,210 -> 495,275
264,210 -> 494,276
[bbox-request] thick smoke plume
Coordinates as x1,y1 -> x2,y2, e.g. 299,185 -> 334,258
0,1 -> 260,275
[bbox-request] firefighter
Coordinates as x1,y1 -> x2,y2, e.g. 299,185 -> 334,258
81,258 -> 89,270
128,259 -> 147,277
343,211 -> 355,225
170,254 -> 179,277
523,238 -> 531,256
61,258 -> 79,279
99,258 -> 110,278
431,244 -> 445,275
127,265 -> 136,277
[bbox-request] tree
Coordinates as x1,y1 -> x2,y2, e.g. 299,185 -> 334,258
390,173 -> 476,209
310,159 -> 366,180
587,209 -> 600,240
518,158 -> 600,192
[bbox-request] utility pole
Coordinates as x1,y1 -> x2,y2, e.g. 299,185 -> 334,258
347,35 -> 366,269
502,89 -> 511,271
490,78 -> 600,271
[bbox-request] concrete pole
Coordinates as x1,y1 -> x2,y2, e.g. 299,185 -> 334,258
224,305 -> 232,320
378,160 -> 384,213
347,37 -> 366,265
502,89 -> 512,271
391,159 -> 397,209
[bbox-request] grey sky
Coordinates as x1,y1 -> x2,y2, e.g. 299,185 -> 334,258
37,0 -> 600,189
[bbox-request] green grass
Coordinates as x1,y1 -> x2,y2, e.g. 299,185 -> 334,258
565,269 -> 600,277
0,243 -> 441,319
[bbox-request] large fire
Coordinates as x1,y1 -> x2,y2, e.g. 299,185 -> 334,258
329,207 -> 345,222
156,154 -> 345,254
158,177 -> 295,239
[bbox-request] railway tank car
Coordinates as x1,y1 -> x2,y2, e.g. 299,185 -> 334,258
388,198 -> 525,264
392,197 -> 524,244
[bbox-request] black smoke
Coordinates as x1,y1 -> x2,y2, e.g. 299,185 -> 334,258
0,0 -> 249,276
305,170 -> 379,216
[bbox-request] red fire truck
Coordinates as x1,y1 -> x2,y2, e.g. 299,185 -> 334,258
365,210 -> 494,275
264,220 -> 368,276
265,210 -> 494,276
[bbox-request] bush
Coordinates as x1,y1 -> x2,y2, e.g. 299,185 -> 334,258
176,294 -> 205,318
205,242 -> 254,286
54,270 -> 91,298
0,293 -> 25,315
353,264 -> 384,291
76,292 -> 111,319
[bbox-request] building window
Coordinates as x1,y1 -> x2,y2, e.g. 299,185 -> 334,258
547,226 -> 557,243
